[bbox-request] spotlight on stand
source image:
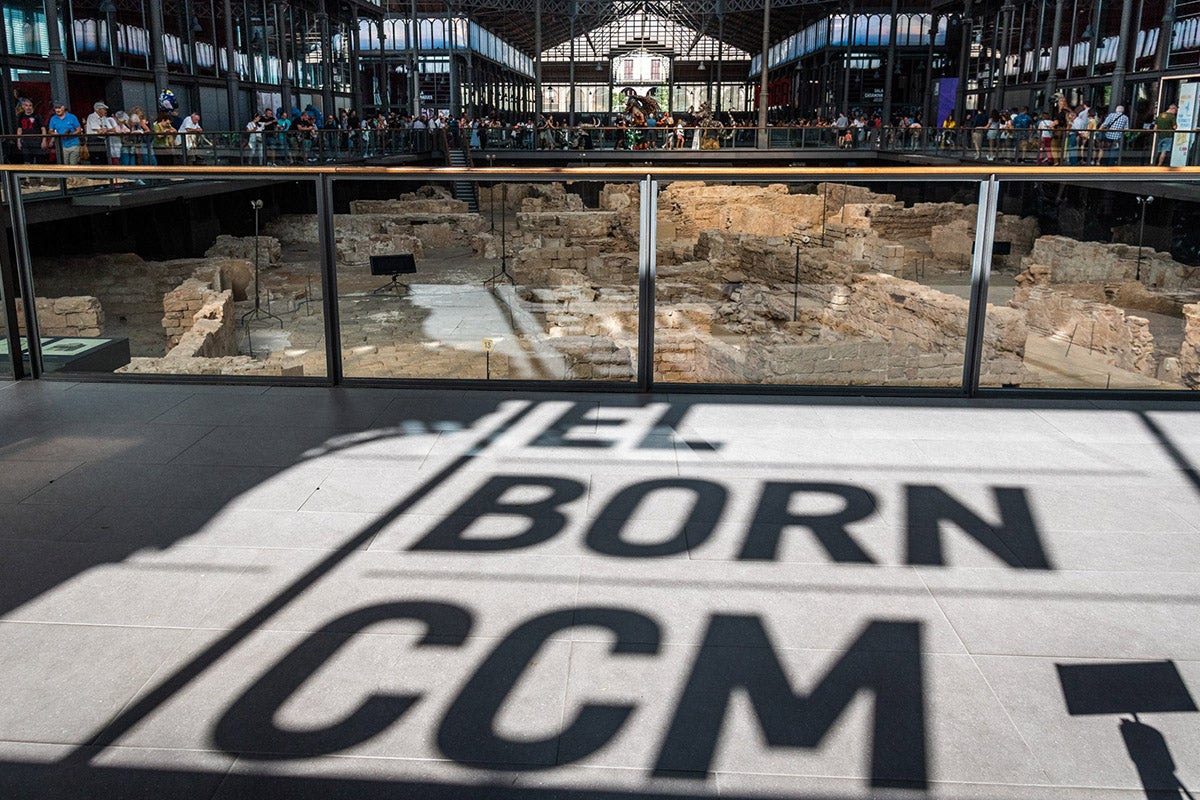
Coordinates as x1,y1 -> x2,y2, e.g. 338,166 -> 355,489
240,199 -> 283,356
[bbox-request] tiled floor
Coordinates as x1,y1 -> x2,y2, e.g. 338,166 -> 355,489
0,380 -> 1198,799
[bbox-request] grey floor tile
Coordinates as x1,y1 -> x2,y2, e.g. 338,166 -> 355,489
0,502 -> 95,542
918,568 -> 1200,659
20,460 -> 327,512
815,407 -> 1071,443
0,541 -> 259,628
716,771 -> 1160,799
59,505 -> 223,546
169,425 -> 368,468
197,548 -> 582,639
0,459 -> 83,503
0,422 -> 213,464
572,560 -> 965,653
1034,408 -> 1166,444
0,621 -> 191,744
0,741 -> 235,800
299,463 -> 436,514
217,757 -> 724,799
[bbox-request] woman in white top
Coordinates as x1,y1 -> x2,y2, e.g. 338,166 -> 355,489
245,115 -> 265,164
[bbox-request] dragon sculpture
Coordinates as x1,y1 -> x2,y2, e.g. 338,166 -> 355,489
623,91 -> 661,123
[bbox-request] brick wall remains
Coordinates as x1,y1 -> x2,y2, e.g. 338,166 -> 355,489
1181,303 -> 1200,388
161,265 -> 240,357
1012,284 -> 1158,376
1025,235 -> 1198,290
204,234 -> 282,265
16,296 -> 104,337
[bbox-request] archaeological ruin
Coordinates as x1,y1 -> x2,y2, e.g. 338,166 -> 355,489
13,179 -> 1200,390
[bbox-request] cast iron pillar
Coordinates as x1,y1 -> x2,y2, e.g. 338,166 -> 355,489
148,0 -> 170,96
882,0 -> 898,123
757,0 -> 770,148
223,0 -> 241,124
1109,0 -> 1135,107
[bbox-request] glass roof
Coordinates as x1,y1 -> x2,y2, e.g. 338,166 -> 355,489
540,11 -> 751,61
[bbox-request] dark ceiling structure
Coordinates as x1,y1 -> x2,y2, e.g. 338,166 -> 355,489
402,0 -> 842,60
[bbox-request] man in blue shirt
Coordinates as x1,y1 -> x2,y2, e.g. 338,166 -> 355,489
1012,106 -> 1032,163
46,101 -> 83,164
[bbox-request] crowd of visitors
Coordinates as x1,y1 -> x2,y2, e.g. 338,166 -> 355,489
8,95 -> 1184,166
939,99 -> 1144,166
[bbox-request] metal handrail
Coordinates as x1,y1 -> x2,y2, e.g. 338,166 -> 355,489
5,124 -> 1190,165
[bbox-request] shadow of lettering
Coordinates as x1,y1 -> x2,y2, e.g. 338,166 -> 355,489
529,404 -> 621,449
587,479 -> 727,557
905,485 -> 1052,569
437,608 -> 661,768
213,601 -> 472,759
739,482 -> 877,563
411,475 -> 586,552
527,404 -> 720,452
410,474 -> 1050,570
653,618 -> 927,789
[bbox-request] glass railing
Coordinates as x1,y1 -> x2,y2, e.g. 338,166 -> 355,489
1,164 -> 1197,395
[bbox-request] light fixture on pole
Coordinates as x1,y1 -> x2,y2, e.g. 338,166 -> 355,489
241,199 -> 284,356
1135,196 -> 1153,282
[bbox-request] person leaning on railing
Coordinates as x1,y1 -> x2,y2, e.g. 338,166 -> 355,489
84,101 -> 116,165
152,111 -> 179,165
178,112 -> 206,165
295,112 -> 316,163
46,100 -> 84,165
245,114 -> 265,165
15,97 -> 46,164
125,106 -> 155,165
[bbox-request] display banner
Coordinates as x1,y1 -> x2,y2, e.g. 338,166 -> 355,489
1171,81 -> 1200,166
936,78 -> 959,127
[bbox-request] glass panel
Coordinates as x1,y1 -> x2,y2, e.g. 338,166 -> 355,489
0,263 -> 14,380
654,180 -> 981,387
332,178 -> 639,382
19,174 -> 326,379
980,179 -> 1200,391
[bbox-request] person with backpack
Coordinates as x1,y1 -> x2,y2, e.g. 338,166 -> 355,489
1098,104 -> 1130,166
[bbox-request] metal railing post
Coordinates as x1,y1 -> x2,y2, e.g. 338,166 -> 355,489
636,173 -> 658,391
315,173 -> 343,385
962,175 -> 1000,396
0,182 -> 24,378
4,171 -> 42,378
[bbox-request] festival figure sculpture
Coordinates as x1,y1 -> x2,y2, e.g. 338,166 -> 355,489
696,101 -> 726,150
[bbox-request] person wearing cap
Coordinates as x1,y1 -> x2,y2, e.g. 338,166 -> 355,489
85,101 -> 118,165
46,101 -> 83,164
1099,104 -> 1130,166
1156,103 -> 1178,166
